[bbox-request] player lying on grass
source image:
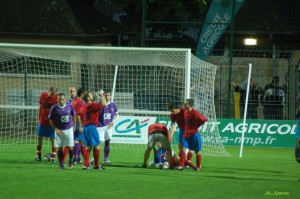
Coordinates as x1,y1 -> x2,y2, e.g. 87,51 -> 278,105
149,149 -> 198,170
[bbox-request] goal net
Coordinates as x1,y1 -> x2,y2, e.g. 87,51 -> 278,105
0,43 -> 230,157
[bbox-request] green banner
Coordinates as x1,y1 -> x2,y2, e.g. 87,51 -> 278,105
201,119 -> 296,148
155,117 -> 297,148
196,0 -> 245,60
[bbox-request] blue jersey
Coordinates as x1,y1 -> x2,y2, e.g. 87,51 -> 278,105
154,147 -> 166,164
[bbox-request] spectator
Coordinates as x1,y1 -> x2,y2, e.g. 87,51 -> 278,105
261,76 -> 285,120
231,77 -> 262,119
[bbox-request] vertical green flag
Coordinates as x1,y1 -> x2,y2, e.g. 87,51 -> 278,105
196,0 -> 245,60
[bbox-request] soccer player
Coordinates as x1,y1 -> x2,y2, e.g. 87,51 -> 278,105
82,91 -> 107,170
97,90 -> 119,165
154,151 -> 197,169
142,123 -> 173,169
49,93 -> 76,169
69,86 -> 77,103
168,102 -> 193,164
148,142 -> 166,167
35,87 -> 58,162
70,87 -> 86,164
178,98 -> 208,171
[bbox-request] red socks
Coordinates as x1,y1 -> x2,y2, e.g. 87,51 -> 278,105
185,160 -> 196,168
187,151 -> 193,161
93,149 -> 100,168
63,147 -> 69,162
84,150 -> 91,168
81,146 -> 87,158
179,153 -> 186,167
52,147 -> 57,159
196,154 -> 202,168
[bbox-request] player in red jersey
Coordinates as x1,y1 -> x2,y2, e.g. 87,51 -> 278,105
72,88 -> 86,164
35,87 -> 58,161
168,102 -> 193,164
142,123 -> 173,169
158,151 -> 197,169
82,91 -> 107,170
177,98 -> 208,171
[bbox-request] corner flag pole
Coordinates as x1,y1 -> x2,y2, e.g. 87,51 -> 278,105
239,63 -> 252,158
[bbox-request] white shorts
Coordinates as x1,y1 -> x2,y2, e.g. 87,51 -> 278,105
97,126 -> 112,142
55,127 -> 74,147
147,133 -> 170,150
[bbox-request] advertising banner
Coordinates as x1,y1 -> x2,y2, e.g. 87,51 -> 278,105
195,0 -> 245,60
112,116 -> 297,148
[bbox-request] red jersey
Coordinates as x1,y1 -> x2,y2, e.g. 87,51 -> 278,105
83,102 -> 103,126
72,98 -> 84,121
148,123 -> 169,138
169,107 -> 185,130
39,92 -> 58,126
184,108 -> 208,137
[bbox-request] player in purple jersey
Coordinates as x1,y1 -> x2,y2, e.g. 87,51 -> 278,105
62,87 -> 77,163
49,93 -> 76,170
97,90 -> 119,165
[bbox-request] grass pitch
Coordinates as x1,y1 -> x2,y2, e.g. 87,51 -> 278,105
0,145 -> 299,199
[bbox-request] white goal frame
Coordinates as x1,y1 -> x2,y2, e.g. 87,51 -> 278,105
0,43 -> 230,157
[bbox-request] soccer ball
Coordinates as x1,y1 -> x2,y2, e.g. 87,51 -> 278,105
89,158 -> 94,166
43,153 -> 52,161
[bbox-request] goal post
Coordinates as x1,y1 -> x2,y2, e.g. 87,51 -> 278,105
0,43 -> 230,157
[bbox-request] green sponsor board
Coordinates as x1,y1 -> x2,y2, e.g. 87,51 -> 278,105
156,117 -> 297,148
204,119 -> 297,148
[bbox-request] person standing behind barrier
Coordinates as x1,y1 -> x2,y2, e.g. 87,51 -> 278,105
231,78 -> 262,119
261,76 -> 285,120
97,90 -> 118,165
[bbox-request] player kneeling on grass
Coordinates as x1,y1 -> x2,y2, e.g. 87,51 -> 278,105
142,123 -> 173,169
49,93 -> 76,170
